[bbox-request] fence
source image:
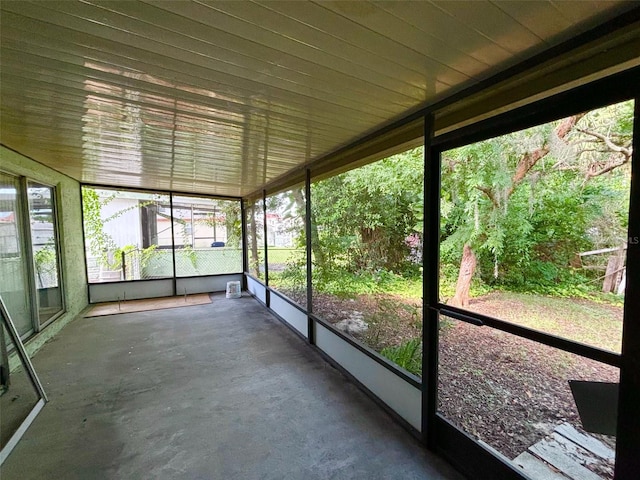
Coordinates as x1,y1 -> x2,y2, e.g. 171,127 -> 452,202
87,248 -> 243,283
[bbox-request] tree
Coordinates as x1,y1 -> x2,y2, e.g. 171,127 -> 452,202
246,199 -> 263,278
265,186 -> 307,251
220,201 -> 242,248
310,148 -> 424,274
441,100 -> 633,306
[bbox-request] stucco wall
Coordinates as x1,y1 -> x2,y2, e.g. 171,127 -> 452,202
0,146 -> 88,356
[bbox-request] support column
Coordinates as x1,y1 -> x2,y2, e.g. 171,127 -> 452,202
305,169 -> 315,344
615,97 -> 640,480
422,113 -> 438,448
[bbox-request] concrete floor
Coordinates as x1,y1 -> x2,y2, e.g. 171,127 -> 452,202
2,294 -> 463,480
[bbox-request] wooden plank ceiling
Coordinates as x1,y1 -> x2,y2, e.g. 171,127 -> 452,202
0,1 -> 635,197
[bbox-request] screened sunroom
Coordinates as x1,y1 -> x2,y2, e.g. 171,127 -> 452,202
1,2 -> 639,479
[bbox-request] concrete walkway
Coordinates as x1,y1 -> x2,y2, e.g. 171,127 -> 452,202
2,294 -> 461,480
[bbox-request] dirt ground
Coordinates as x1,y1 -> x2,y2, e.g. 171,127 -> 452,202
306,289 -> 619,477
311,292 -> 422,350
438,321 -> 617,465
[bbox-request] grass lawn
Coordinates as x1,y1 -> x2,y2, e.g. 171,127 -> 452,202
353,275 -> 622,353
467,291 -> 623,353
274,264 -> 624,353
266,247 -> 303,265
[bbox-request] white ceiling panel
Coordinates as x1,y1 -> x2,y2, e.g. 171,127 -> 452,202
0,0 -> 637,197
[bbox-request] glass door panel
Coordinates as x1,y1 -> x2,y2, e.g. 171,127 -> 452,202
0,173 -> 32,338
28,183 -> 63,324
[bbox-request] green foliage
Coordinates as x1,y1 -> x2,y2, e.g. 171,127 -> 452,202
34,244 -> 56,271
311,148 -> 424,274
179,241 -> 197,269
269,248 -> 307,299
312,268 -> 380,298
312,267 -> 422,299
82,187 -> 162,271
440,100 -> 633,294
118,244 -> 159,276
362,296 -> 422,355
217,200 -> 242,248
82,187 -> 118,268
380,338 -> 422,376
245,199 -> 265,279
34,244 -> 58,287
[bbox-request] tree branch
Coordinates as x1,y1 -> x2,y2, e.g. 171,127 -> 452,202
586,154 -> 631,179
575,127 -> 632,179
576,127 -> 632,157
475,186 -> 499,208
506,114 -> 584,198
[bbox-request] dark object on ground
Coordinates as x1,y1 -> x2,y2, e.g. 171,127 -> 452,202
211,241 -> 225,247
569,381 -> 619,436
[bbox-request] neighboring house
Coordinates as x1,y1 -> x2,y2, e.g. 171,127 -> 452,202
0,211 -> 18,255
266,213 -> 298,248
88,191 -> 239,282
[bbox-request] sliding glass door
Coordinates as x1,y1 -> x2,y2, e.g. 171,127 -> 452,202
27,182 -> 64,325
0,173 -> 65,338
0,173 -> 32,338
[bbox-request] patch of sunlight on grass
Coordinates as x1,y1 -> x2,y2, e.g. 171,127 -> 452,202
385,277 -> 422,299
469,291 -> 623,353
267,247 -> 303,264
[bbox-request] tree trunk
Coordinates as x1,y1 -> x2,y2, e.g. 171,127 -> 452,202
448,244 -> 477,308
291,186 -> 326,268
359,227 -> 387,269
249,204 -> 259,276
602,247 -> 625,293
309,210 -> 325,267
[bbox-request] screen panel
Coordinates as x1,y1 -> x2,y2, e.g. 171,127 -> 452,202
265,184 -> 307,307
439,100 -> 634,354
311,147 -> 424,377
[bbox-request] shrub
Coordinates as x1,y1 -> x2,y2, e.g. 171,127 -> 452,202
381,338 -> 422,376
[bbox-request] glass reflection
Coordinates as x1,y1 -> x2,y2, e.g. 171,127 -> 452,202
28,183 -> 63,324
0,173 -> 32,338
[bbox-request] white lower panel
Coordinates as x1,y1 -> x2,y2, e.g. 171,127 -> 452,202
246,276 -> 266,304
176,274 -> 243,295
316,323 -> 422,431
89,279 -> 174,303
270,293 -> 307,338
